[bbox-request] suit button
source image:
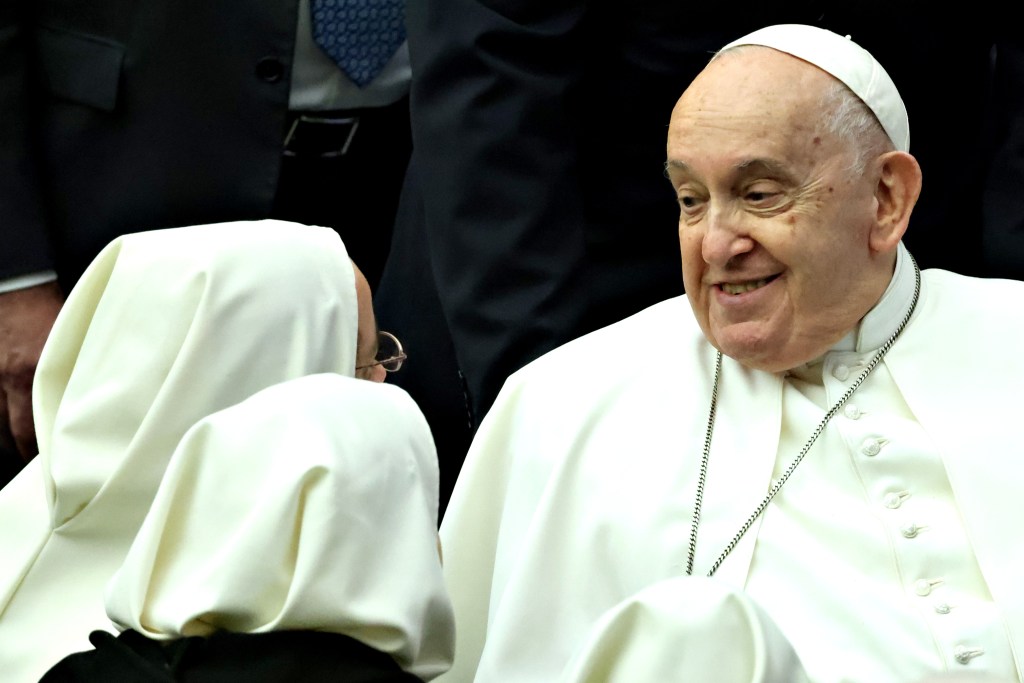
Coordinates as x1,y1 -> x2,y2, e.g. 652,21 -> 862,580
256,57 -> 285,83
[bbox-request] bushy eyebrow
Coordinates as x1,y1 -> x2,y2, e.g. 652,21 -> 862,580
664,159 -> 690,176
735,158 -> 795,183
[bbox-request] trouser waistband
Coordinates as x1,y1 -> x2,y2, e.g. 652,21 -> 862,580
283,96 -> 409,158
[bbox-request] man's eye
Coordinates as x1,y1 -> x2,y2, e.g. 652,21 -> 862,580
744,187 -> 786,208
677,192 -> 705,211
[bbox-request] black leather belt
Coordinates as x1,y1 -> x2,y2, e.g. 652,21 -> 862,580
283,113 -> 361,158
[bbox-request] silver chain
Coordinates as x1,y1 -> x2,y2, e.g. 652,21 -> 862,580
685,255 -> 921,577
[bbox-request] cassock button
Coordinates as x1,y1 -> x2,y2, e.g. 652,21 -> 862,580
844,404 -> 862,419
861,438 -> 881,456
884,491 -> 910,509
915,578 -> 942,596
833,364 -> 851,381
954,645 -> 984,664
934,603 -> 952,615
900,523 -> 922,539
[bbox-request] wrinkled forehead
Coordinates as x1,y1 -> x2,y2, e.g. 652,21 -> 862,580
670,48 -> 836,145
677,46 -> 832,112
667,50 -> 856,184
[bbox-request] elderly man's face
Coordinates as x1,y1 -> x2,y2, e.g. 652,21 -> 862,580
666,48 -> 889,372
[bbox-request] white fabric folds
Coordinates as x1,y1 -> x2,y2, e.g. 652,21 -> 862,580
559,577 -> 809,683
0,220 -> 360,680
106,373 -> 455,679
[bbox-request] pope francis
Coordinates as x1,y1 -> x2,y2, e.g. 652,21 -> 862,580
436,24 -> 1024,683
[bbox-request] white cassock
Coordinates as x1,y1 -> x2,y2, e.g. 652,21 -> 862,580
558,576 -> 810,683
102,373 -> 455,679
0,219 -> 360,681
438,243 -> 1024,683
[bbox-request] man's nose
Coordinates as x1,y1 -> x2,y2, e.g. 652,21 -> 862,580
701,205 -> 755,265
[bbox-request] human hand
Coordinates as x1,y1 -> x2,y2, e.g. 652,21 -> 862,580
0,281 -> 63,463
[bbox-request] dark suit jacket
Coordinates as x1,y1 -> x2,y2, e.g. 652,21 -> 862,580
3,1 -> 299,290
376,1 -> 1014,516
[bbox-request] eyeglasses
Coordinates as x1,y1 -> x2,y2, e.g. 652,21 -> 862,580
356,330 -> 407,373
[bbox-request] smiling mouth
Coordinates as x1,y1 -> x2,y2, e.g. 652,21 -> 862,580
719,275 -> 779,295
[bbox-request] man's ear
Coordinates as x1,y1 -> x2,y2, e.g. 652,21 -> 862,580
870,151 -> 922,253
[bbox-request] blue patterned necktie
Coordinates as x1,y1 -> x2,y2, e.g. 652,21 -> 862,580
310,0 -> 406,88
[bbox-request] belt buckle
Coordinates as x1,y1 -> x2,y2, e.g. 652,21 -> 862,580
283,114 -> 360,158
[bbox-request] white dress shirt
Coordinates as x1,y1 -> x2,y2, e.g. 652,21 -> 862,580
290,0 -> 410,111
